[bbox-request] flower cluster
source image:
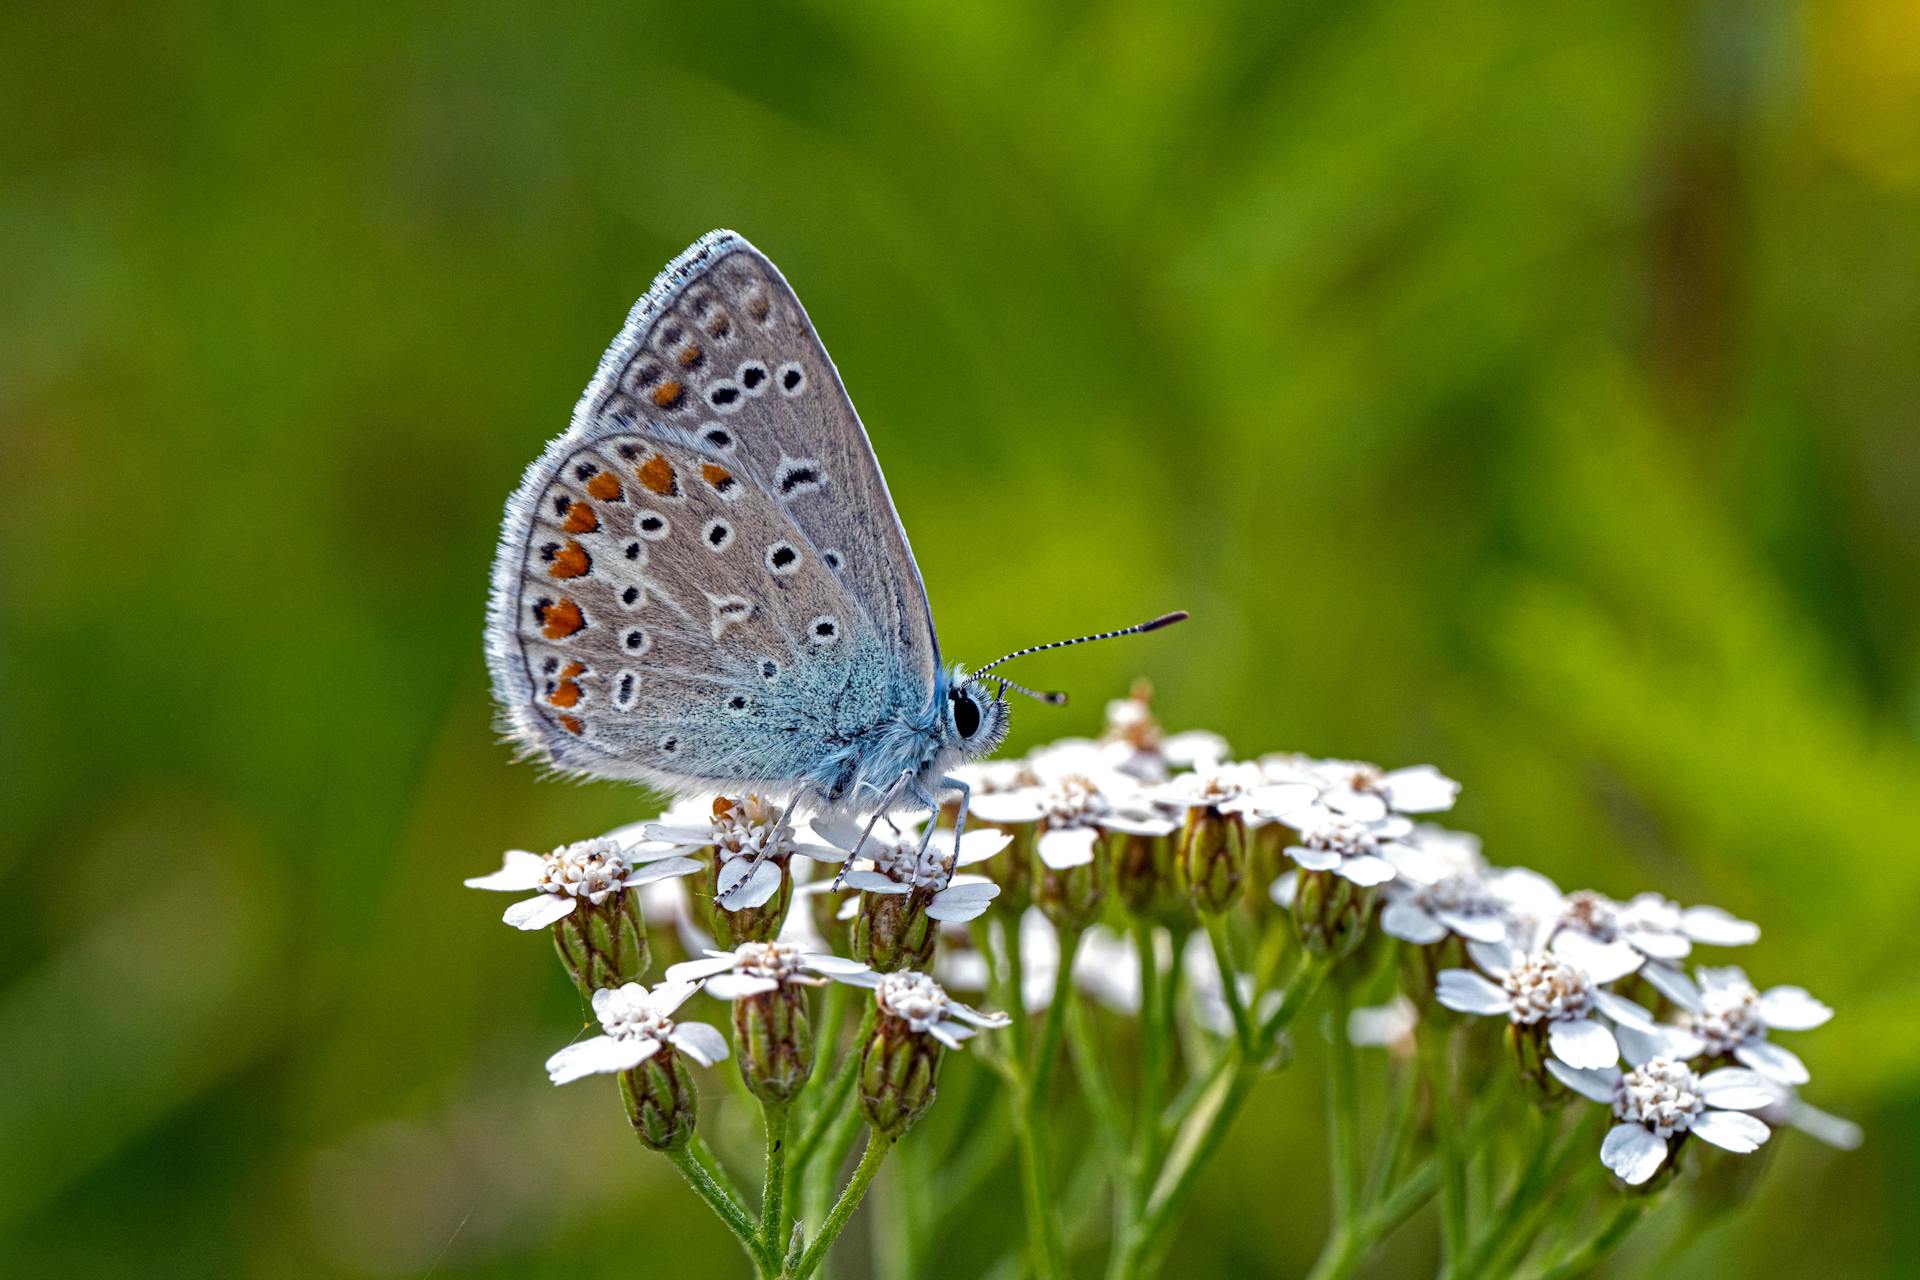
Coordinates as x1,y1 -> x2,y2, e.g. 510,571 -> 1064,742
467,681 -> 1849,1277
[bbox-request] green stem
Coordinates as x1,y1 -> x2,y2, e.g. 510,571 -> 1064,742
761,1102 -> 791,1254
786,1131 -> 893,1279
1117,951 -> 1331,1280
1328,982 -> 1361,1230
1421,1022 -> 1468,1272
1362,1063 -> 1418,1210
790,1006 -> 875,1188
667,1144 -> 775,1275
1456,1107 -> 1557,1279
1067,994 -> 1129,1167
1474,1110 -> 1608,1279
691,1133 -> 750,1212
1524,1199 -> 1649,1280
1011,927 -> 1078,1280
1204,912 -> 1256,1053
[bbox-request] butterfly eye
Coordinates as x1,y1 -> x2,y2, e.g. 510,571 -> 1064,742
952,690 -> 982,739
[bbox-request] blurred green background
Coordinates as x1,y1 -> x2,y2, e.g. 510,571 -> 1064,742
5,0 -> 1919,1275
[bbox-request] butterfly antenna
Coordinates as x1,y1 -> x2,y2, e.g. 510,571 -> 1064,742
968,611 -> 1190,681
990,676 -> 1069,706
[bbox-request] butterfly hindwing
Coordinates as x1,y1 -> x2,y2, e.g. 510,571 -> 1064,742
487,231 -> 940,792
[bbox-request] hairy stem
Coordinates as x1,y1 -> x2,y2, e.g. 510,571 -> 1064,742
667,1144 -> 775,1276
786,1131 -> 892,1280
761,1102 -> 791,1255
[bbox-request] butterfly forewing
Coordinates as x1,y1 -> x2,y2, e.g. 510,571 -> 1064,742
487,231 -> 941,791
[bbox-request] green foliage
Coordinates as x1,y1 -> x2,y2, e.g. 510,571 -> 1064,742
2,0 -> 1917,1275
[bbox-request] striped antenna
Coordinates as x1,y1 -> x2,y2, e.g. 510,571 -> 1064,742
988,676 -> 1068,706
966,611 -> 1189,682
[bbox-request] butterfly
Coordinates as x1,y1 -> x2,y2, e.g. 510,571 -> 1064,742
485,230 -> 1184,904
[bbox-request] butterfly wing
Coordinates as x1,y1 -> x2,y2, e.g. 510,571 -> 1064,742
486,231 -> 941,792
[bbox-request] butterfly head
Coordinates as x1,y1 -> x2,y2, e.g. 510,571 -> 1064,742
944,673 -> 1012,760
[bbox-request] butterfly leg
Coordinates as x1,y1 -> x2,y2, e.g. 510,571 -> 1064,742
911,776 -> 971,857
829,768 -> 916,891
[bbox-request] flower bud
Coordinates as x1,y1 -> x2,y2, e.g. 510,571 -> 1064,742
1292,868 -> 1379,959
553,887 -> 651,996
1036,829 -> 1107,931
1113,831 -> 1188,928
1178,807 -> 1246,916
853,888 -> 937,973
735,982 -> 815,1103
858,1009 -> 942,1140
706,856 -> 793,946
620,1046 -> 700,1151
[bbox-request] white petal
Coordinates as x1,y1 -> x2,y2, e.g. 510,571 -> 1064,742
1734,1039 -> 1810,1087
1548,1018 -> 1620,1070
503,893 -> 577,930
790,840 -> 850,863
464,850 -> 547,891
954,829 -> 1013,865
1335,854 -> 1396,887
925,894 -> 993,923
804,953 -> 871,978
1099,811 -> 1177,837
1697,1068 -> 1775,1110
1640,964 -> 1702,1010
703,973 -> 779,1000
1036,827 -> 1098,870
1785,1098 -> 1863,1151
1601,1123 -> 1669,1185
1757,986 -> 1832,1031
928,1023 -> 968,1050
646,981 -> 701,1016
1691,1110 -> 1769,1154
1612,1022 -> 1688,1068
843,869 -> 909,894
546,1035 -> 652,1084
642,823 -> 715,845
1552,933 -> 1643,984
811,814 -> 867,851
1268,871 -> 1299,909
1289,846 -> 1342,872
669,1021 -> 731,1067
1466,937 -> 1518,977
719,860 -> 784,909
1546,1058 -> 1623,1104
1239,781 -> 1319,819
1323,790 -> 1389,822
932,881 -> 1000,904
1436,910 -> 1509,945
1380,840 -> 1446,885
1697,965 -> 1750,993
624,856 -> 703,886
1381,765 -> 1459,813
1592,990 -> 1657,1031
1681,905 -> 1760,946
969,793 -> 1047,825
1622,927 -> 1691,961
1164,730 -> 1230,767
1381,900 -> 1447,945
1435,970 -> 1509,1017
1348,997 -> 1418,1048
664,954 -> 739,983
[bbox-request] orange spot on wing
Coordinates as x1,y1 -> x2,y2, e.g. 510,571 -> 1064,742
558,714 -> 584,735
562,503 -> 600,533
549,679 -> 582,708
542,598 -> 584,639
586,471 -> 624,502
677,344 -> 703,368
548,540 -> 591,579
636,454 -> 678,495
560,661 -> 586,678
651,380 -> 684,409
702,463 -> 732,487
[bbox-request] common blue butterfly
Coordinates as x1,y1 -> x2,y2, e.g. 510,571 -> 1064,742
485,231 -> 1184,904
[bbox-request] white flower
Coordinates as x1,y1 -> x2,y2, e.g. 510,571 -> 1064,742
1146,760 -> 1314,828
1083,682 -> 1231,780
1642,965 -> 1832,1086
1551,889 -> 1759,977
465,837 -> 703,930
665,940 -> 872,998
641,794 -> 847,910
1276,804 -> 1424,889
841,969 -> 1011,1049
1435,936 -> 1650,1069
1378,831 -> 1509,944
810,816 -> 1007,923
972,768 -> 1176,871
1262,755 -> 1460,822
1548,1055 -> 1773,1185
543,981 -> 729,1084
